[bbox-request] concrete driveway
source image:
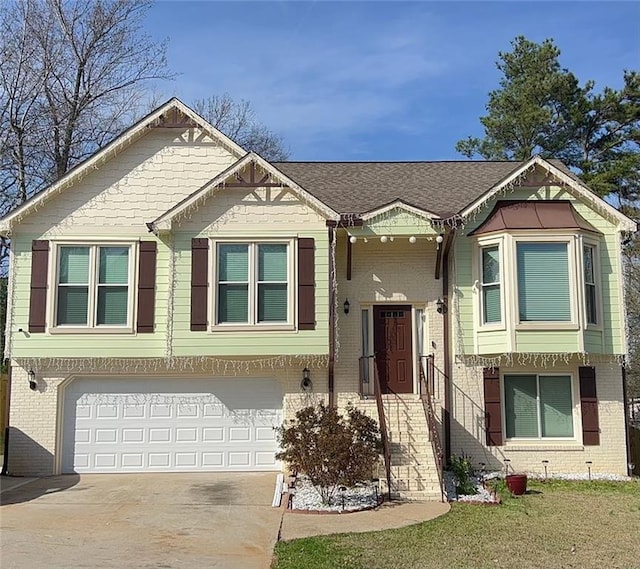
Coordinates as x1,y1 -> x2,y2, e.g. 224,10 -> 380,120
0,472 -> 283,569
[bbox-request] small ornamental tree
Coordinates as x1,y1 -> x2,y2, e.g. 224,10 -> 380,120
276,403 -> 381,505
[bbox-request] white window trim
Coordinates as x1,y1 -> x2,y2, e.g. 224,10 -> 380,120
48,241 -> 137,334
501,370 -> 581,444
475,235 -> 506,331
210,238 -> 296,332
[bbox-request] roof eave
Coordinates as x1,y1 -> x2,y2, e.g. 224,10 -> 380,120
459,156 -> 638,232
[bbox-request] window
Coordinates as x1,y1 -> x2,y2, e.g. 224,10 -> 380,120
517,242 -> 571,322
583,245 -> 597,325
56,245 -> 130,327
481,245 -> 501,324
504,374 -> 574,439
216,242 -> 290,325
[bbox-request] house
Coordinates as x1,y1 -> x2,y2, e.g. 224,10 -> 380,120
1,99 -> 636,500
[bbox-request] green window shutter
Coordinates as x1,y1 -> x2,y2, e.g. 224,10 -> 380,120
258,244 -> 287,281
258,284 -> 288,322
218,284 -> 249,323
59,247 -> 89,284
57,287 -> 89,325
539,376 -> 574,437
504,375 -> 538,438
219,244 -> 248,281
517,242 -> 570,321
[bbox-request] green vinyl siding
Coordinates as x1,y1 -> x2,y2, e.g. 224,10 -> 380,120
517,242 -> 571,322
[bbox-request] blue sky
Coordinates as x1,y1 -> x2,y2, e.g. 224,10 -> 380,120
145,1 -> 640,161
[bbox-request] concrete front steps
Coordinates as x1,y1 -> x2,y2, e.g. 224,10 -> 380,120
356,394 -> 443,501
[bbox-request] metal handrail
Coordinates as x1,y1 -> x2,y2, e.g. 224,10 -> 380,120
373,362 -> 393,501
360,354 -> 393,500
419,354 -> 445,501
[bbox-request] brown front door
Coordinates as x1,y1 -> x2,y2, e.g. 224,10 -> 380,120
373,305 -> 413,394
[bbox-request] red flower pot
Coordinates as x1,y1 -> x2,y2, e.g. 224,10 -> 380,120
506,474 -> 528,496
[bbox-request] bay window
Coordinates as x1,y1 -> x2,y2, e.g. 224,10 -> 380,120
216,242 -> 290,325
504,373 -> 575,439
56,245 -> 131,327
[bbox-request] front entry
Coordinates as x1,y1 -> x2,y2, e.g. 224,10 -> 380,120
373,305 -> 413,394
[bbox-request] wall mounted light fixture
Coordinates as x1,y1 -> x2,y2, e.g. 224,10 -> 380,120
301,368 -> 312,392
343,299 -> 350,314
436,298 -> 447,314
28,369 -> 37,391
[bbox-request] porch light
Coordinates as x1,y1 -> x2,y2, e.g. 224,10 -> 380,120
301,368 -> 312,392
409,236 -> 417,244
349,236 -> 357,244
27,369 -> 37,391
436,234 -> 444,244
436,298 -> 447,314
380,236 -> 388,243
343,299 -> 350,314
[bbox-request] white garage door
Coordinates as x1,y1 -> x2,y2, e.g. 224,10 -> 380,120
61,377 -> 283,473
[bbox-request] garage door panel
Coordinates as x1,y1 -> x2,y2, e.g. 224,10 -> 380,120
62,377 -> 283,473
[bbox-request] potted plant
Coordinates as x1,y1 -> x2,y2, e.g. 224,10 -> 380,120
505,472 -> 528,495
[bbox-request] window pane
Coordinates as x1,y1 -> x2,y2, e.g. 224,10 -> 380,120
583,246 -> 594,284
258,283 -> 287,322
219,244 -> 248,281
258,244 -> 287,281
504,375 -> 538,438
97,286 -> 128,325
540,376 -> 574,437
57,287 -> 89,325
482,246 -> 500,283
517,242 -> 571,321
59,247 -> 89,284
586,284 -> 597,324
218,284 -> 248,323
483,285 -> 501,323
99,247 -> 129,284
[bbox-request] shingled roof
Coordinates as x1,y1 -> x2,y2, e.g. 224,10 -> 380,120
274,160 -> 567,218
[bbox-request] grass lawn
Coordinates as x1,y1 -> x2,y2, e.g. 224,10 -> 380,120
272,479 -> 640,569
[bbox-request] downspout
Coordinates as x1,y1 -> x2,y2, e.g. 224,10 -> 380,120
328,225 -> 336,408
622,362 -> 632,476
441,229 -> 455,465
1,365 -> 11,475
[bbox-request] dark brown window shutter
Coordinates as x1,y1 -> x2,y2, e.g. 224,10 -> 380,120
483,367 -> 503,446
579,366 -> 600,445
298,238 -> 315,330
28,240 -> 49,333
136,241 -> 157,333
191,238 -> 209,331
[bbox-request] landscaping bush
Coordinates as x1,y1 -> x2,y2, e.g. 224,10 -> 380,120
450,454 -> 476,496
276,403 -> 381,505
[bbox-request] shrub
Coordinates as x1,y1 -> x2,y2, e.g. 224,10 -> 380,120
276,403 -> 381,505
450,454 -> 476,496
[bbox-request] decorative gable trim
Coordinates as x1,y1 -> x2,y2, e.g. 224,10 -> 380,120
148,152 -> 340,233
459,156 -> 637,232
0,98 -> 246,235
360,199 -> 438,222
